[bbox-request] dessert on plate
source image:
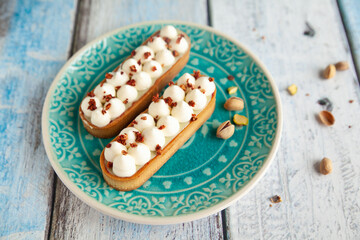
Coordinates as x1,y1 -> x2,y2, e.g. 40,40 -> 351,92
100,71 -> 216,191
79,25 -> 191,138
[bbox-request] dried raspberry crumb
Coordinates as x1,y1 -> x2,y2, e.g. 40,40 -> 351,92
164,97 -> 173,106
155,144 -> 162,155
179,84 -> 186,91
123,98 -> 129,104
100,82 -> 104,87
101,109 -> 106,115
120,71 -> 124,75
117,134 -> 128,145
349,100 -> 354,103
105,73 -> 113,79
132,120 -> 138,125
152,93 -> 160,103
200,89 -> 206,94
188,101 -> 195,107
130,143 -> 138,148
176,36 -> 182,44
141,116 -> 147,120
122,150 -> 128,155
103,94 -> 113,102
126,79 -> 136,86
135,132 -> 144,143
130,65 -> 137,72
105,103 -> 111,110
172,50 -> 179,57
163,37 -> 171,44
227,75 -> 235,81
106,143 -> 112,148
137,59 -> 141,65
87,99 -> 97,111
131,50 -> 136,56
87,92 -> 95,97
190,114 -> 198,122
158,125 -> 166,130
151,66 -> 157,72
186,79 -> 194,89
144,52 -> 151,59
149,36 -> 154,42
209,77 -> 214,82
193,70 -> 201,79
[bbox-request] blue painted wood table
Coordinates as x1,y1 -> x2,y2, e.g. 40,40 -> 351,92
1,0 -> 359,239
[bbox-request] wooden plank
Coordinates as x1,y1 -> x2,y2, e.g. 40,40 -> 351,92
210,0 -> 360,239
0,0 -> 77,239
338,0 -> 360,78
49,0 -> 225,239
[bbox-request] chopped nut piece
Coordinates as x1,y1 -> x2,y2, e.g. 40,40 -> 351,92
233,114 -> 249,126
335,61 -> 349,71
227,86 -> 238,95
318,110 -> 335,126
320,157 -> 332,175
101,109 -> 106,115
270,195 -> 282,204
323,64 -> 336,79
216,121 -> 235,139
287,84 -> 297,95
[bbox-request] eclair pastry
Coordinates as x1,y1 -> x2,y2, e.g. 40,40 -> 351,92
100,71 -> 216,191
79,25 -> 191,138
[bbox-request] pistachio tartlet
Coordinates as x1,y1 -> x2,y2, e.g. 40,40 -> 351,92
100,71 -> 216,191
80,25 -> 191,138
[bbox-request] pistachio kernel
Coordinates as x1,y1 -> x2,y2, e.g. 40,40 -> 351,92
227,86 -> 238,95
233,114 -> 249,126
287,84 -> 297,95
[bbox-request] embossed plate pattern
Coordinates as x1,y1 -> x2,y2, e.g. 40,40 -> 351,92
42,21 -> 282,224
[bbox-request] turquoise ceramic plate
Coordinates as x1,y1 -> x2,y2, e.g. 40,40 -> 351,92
42,21 -> 282,225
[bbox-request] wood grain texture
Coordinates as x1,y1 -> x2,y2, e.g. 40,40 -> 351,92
210,0 -> 360,239
49,0 -> 225,239
338,0 -> 360,79
0,0 -> 76,239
